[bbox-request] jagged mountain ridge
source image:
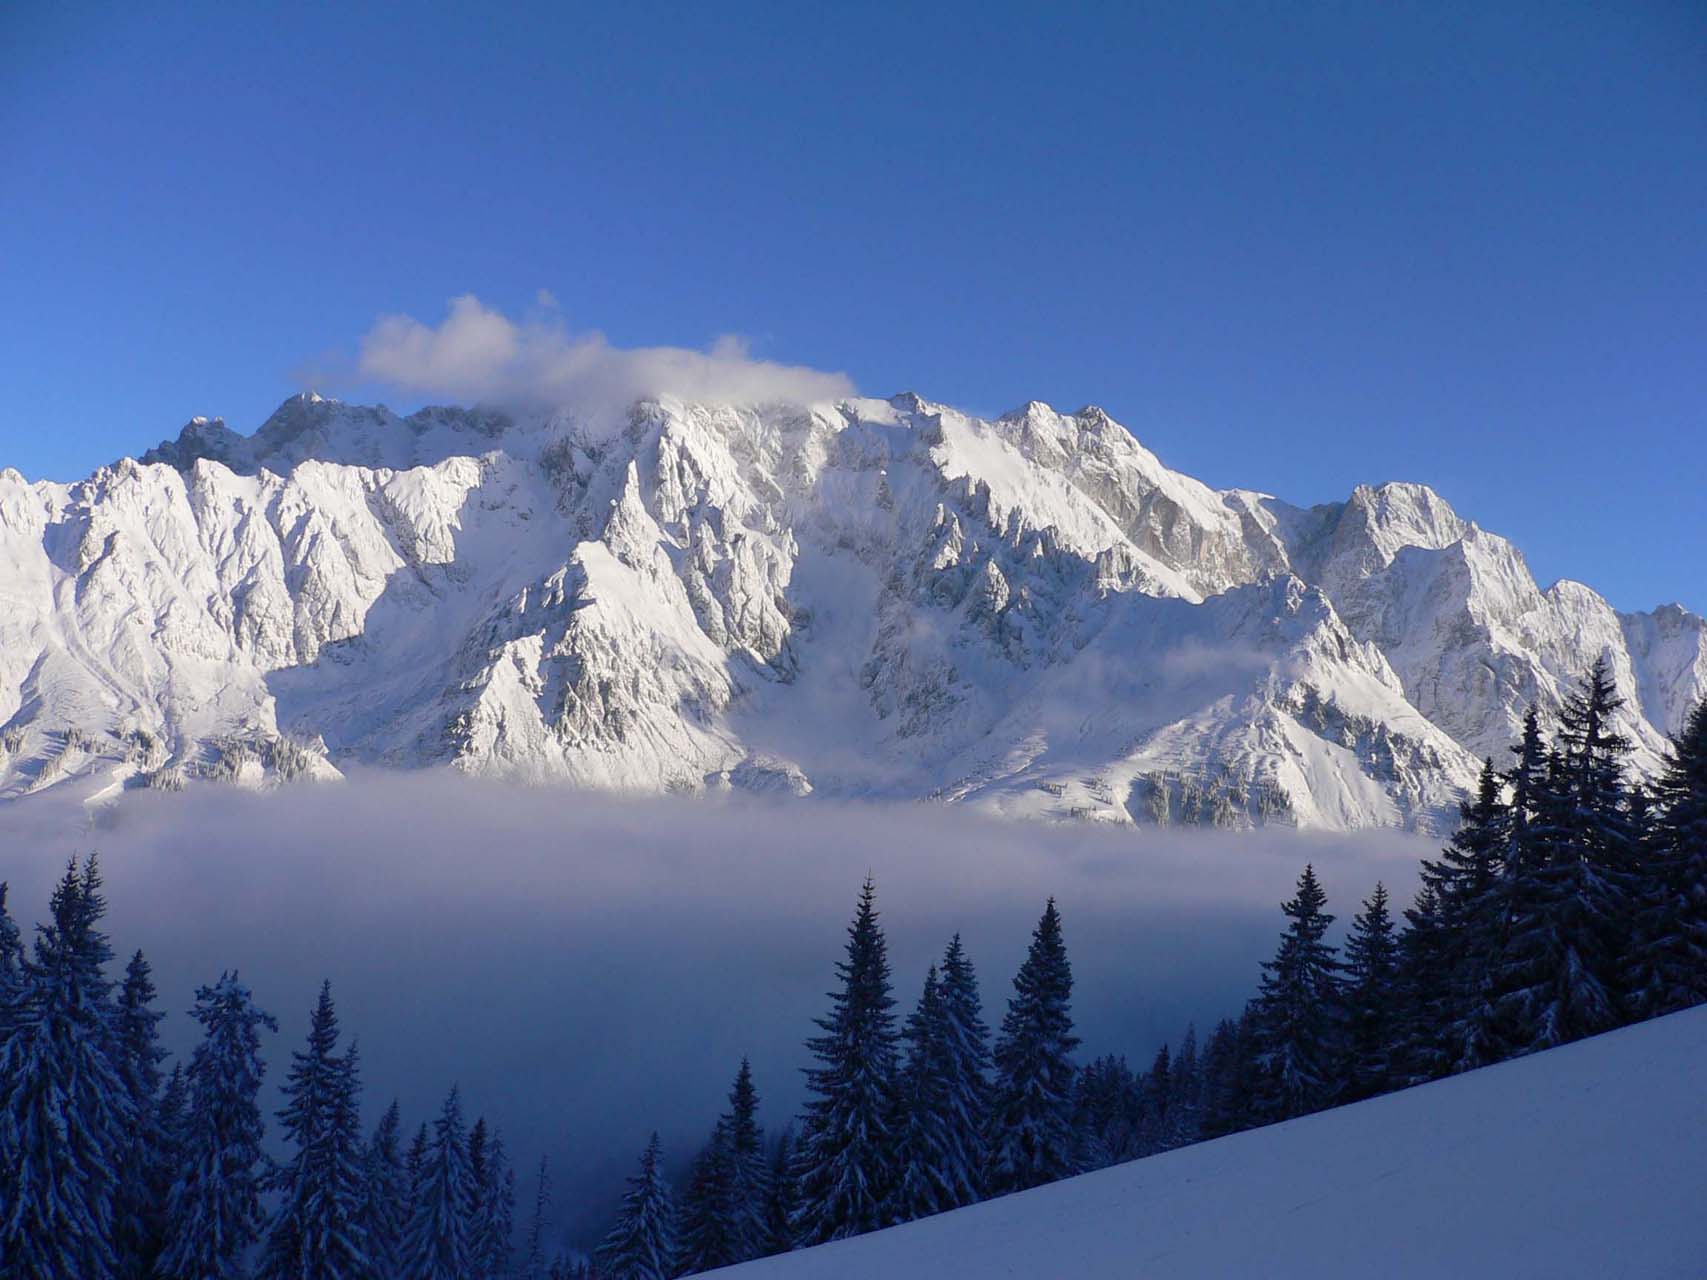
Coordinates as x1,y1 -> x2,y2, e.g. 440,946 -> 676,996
0,391 -> 1700,830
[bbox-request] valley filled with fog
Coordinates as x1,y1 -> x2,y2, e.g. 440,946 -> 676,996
1,777 -> 1424,1246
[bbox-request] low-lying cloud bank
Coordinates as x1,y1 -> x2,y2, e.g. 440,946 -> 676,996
344,293 -> 854,414
0,776 -> 1427,1247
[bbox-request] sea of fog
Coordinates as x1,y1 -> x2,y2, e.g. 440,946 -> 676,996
0,774 -> 1429,1251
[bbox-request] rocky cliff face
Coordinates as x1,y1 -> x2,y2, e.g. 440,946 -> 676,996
1,391 -> 1699,830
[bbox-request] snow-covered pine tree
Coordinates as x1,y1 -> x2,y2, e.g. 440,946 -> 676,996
113,948 -> 170,1279
723,1058 -> 770,1262
468,1123 -> 515,1280
1625,699 -> 1707,1016
1229,1007 -> 1267,1132
0,858 -> 135,1280
358,1100 -> 410,1280
0,881 -> 21,1110
400,1087 -> 476,1280
934,933 -> 991,1207
681,1060 -> 774,1272
889,965 -> 956,1222
985,898 -> 1081,1195
677,1120 -> 737,1273
467,1117 -> 491,1251
522,1156 -> 553,1280
1195,1019 -> 1244,1139
1392,882 -> 1451,1087
156,1062 -> 187,1158
1487,663 -> 1633,1055
596,1132 -> 678,1280
1251,865 -> 1343,1121
406,1120 -> 430,1192
1342,883 -> 1400,1100
258,981 -> 368,1280
791,877 -> 900,1244
0,880 -> 22,1019
1071,1054 -> 1140,1168
477,1133 -> 515,1280
764,1127 -> 799,1256
1135,1042 -> 1171,1155
156,970 -> 278,1280
1432,760 -> 1511,1073
1161,1026 -> 1201,1150
152,1060 -> 188,1262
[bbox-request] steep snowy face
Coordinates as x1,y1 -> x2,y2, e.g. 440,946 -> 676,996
0,392 -> 1699,830
1242,481 -> 1689,775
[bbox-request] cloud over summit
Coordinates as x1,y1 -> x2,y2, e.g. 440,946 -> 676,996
353,294 -> 854,414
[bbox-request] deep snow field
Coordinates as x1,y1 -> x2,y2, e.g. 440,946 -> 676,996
715,1005 -> 1707,1279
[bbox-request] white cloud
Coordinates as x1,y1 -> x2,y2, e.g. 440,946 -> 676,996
354,294 -> 854,414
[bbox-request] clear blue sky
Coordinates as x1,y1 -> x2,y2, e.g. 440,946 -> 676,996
3,1 -> 1703,611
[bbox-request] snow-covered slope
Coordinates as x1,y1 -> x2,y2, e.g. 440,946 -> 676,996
712,1006 -> 1707,1279
0,392 -> 1699,829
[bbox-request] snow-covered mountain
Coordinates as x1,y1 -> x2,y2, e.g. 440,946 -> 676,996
1,392 -> 1700,829
709,1006 -> 1707,1279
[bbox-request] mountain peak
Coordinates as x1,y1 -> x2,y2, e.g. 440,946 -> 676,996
15,391 -> 1699,820
999,399 -> 1057,423
139,414 -> 247,470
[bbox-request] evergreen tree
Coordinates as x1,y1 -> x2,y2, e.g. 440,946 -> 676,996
1228,1008 -> 1267,1133
1626,699 -> 1707,1015
0,858 -> 134,1280
151,1057 -> 189,1270
114,949 -> 170,1279
596,1132 -> 678,1280
722,1059 -> 770,1262
763,1127 -> 798,1257
157,971 -> 278,1280
1071,1054 -> 1140,1167
680,1056 -> 770,1270
889,965 -> 957,1222
156,1063 -> 188,1165
1391,881 -> 1451,1084
1161,1026 -> 1201,1150
400,1088 -> 475,1280
1487,664 -> 1633,1055
1342,883 -> 1400,1100
406,1121 -> 431,1195
985,898 -> 1080,1195
522,1156 -> 553,1280
1433,760 -> 1511,1073
1251,865 -> 1343,1120
791,877 -> 900,1243
934,934 -> 991,1207
1136,1042 -> 1171,1155
1195,1018 -> 1246,1140
358,1101 -> 410,1280
677,1121 -> 736,1274
258,981 -> 368,1280
0,880 -> 22,1023
468,1122 -> 515,1279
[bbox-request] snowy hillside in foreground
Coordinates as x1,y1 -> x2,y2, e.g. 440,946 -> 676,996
0,391 -> 1701,829
713,1006 -> 1707,1279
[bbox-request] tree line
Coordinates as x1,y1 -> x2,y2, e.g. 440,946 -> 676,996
588,660 -> 1707,1277
2,659 -> 1703,1278
0,856 -> 517,1280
